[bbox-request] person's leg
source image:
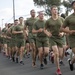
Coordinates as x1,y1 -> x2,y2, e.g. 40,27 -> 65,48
4,44 -> 8,56
12,47 -> 16,62
43,39 -> 49,57
29,37 -> 37,67
20,46 -> 24,62
15,46 -> 19,63
44,47 -> 49,57
8,40 -> 12,57
12,39 -> 19,63
11,39 -> 16,62
19,39 -> 25,65
58,47 -> 64,65
52,45 -> 60,69
59,47 -> 64,59
63,45 -> 68,57
38,47 -> 44,69
26,43 -> 30,57
43,47 -> 49,65
52,45 -> 62,75
62,35 -> 67,58
8,46 -> 11,59
31,42 -> 36,67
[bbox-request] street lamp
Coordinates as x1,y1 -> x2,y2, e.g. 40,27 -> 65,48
13,0 -> 15,22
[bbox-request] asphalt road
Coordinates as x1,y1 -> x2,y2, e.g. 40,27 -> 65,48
0,53 -> 75,75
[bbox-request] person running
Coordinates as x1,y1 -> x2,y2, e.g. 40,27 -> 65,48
2,23 -> 8,56
12,17 -> 25,65
24,25 -> 30,58
10,19 -> 19,62
44,5 -> 64,75
25,9 -> 37,67
6,23 -> 12,59
58,14 -> 67,66
32,11 -> 49,69
61,1 -> 75,71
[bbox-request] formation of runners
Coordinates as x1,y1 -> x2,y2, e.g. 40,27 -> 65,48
0,1 -> 75,75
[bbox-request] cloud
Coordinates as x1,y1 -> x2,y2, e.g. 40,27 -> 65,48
0,0 -> 44,28
15,0 -> 44,18
15,0 -> 34,16
0,8 -> 12,17
0,8 -> 13,28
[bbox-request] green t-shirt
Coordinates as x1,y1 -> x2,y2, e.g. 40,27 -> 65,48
33,19 -> 47,37
10,25 -> 17,38
45,17 -> 64,36
6,28 -> 11,37
63,13 -> 75,30
63,13 -> 75,48
2,28 -> 7,35
13,24 -> 24,39
25,17 -> 37,33
2,28 -> 8,39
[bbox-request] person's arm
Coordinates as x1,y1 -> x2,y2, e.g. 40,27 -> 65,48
32,28 -> 43,34
59,32 -> 65,37
32,21 -> 43,34
6,36 -> 11,39
60,16 -> 72,34
60,27 -> 71,33
60,27 -> 75,38
12,31 -> 23,34
23,29 -> 28,40
44,20 -> 52,37
44,28 -> 52,37
12,25 -> 23,34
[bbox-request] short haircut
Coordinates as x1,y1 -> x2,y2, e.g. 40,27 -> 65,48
14,19 -> 18,22
61,13 -> 66,19
30,9 -> 35,13
51,5 -> 57,10
11,23 -> 14,25
71,1 -> 75,6
19,17 -> 23,20
38,11 -> 44,14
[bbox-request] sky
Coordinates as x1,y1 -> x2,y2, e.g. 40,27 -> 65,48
0,0 -> 44,28
0,0 -> 71,28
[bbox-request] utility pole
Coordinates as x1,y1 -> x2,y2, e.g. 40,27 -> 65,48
13,0 -> 15,22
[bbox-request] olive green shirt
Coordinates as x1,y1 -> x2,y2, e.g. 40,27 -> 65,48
63,13 -> 75,48
2,28 -> 7,35
63,13 -> 75,31
6,28 -> 11,37
25,17 -> 37,33
45,17 -> 64,36
13,24 -> 24,39
10,25 -> 17,38
25,17 -> 37,37
33,19 -> 47,37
